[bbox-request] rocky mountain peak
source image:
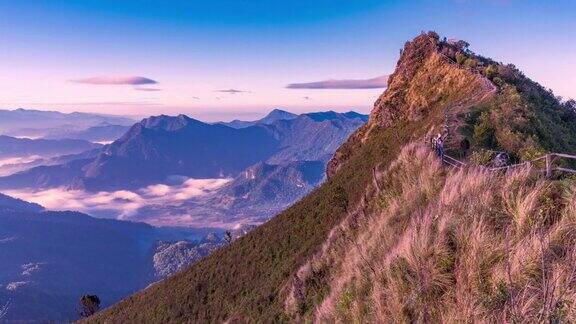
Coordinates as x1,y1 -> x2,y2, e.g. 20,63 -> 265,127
327,31 -> 496,177
139,114 -> 198,132
368,31 -> 490,129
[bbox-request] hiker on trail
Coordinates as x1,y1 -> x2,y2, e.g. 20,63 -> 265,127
432,133 -> 444,158
436,135 -> 445,159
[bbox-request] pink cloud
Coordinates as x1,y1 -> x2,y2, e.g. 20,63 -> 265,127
287,75 -> 389,89
134,87 -> 162,92
213,89 -> 251,94
71,76 -> 158,85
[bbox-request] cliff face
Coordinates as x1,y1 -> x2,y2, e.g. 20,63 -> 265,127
327,32 -> 495,178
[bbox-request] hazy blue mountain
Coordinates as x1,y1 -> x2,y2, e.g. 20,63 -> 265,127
219,109 -> 297,129
0,108 -> 135,138
75,115 -> 281,190
265,112 -> 367,163
0,111 -> 367,194
0,136 -> 100,160
0,148 -> 101,177
0,207 -> 222,322
218,160 -> 325,207
43,123 -> 131,143
0,135 -> 101,158
0,158 -> 93,189
303,110 -> 369,122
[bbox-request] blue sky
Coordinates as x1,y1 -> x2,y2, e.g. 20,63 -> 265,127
0,0 -> 574,121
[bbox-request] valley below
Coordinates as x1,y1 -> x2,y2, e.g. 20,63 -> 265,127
0,108 -> 367,322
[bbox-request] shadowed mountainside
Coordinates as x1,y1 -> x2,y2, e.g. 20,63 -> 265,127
0,198 -> 225,323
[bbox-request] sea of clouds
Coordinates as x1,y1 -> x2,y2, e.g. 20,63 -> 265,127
4,178 -> 231,220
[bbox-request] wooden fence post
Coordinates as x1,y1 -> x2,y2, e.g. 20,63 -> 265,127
546,154 -> 552,178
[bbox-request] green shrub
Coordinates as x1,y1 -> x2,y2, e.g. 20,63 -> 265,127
456,52 -> 466,65
469,149 -> 495,165
473,112 -> 498,149
484,64 -> 497,79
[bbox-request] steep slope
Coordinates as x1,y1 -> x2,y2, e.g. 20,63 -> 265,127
292,143 -> 576,322
88,32 -> 500,323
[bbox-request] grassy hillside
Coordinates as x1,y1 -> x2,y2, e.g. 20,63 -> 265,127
299,143 -> 576,322
87,98 -> 442,324
88,32 -> 576,323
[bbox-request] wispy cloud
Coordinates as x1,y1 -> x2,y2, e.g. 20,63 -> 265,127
287,75 -> 388,89
134,87 -> 162,92
213,89 -> 251,94
71,76 -> 158,85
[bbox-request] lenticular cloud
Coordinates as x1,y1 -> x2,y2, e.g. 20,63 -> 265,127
287,75 -> 389,89
72,76 -> 158,85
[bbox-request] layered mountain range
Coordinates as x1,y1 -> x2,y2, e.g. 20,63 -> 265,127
89,32 -> 576,323
0,110 -> 367,228
0,110 -> 366,192
0,135 -> 100,159
0,108 -> 370,322
0,108 -> 134,139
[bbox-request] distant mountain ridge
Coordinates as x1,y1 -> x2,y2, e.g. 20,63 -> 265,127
0,135 -> 100,159
43,123 -> 130,143
0,110 -> 367,192
218,109 -> 297,129
0,108 -> 135,138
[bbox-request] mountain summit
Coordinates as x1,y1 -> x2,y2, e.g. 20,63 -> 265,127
89,32 -> 576,323
220,109 -> 298,129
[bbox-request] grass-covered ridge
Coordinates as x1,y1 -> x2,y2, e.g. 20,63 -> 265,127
304,143 -> 576,322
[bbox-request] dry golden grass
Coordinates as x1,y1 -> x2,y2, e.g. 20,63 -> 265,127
290,143 -> 576,323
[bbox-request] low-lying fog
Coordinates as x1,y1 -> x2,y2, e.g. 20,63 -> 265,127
4,177 -> 231,225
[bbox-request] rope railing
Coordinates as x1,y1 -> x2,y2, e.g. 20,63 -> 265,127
440,152 -> 576,177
